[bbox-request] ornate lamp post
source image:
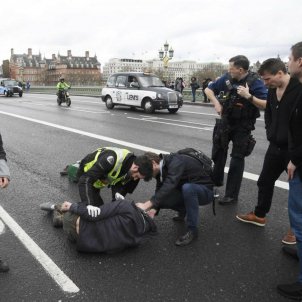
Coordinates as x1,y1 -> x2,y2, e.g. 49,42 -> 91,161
158,41 -> 174,82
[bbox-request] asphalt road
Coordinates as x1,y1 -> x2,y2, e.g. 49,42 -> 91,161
0,94 -> 295,302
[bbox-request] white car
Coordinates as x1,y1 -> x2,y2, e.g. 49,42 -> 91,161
101,72 -> 183,113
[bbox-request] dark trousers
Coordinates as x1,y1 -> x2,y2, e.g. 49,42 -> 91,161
254,143 -> 289,217
212,124 -> 251,200
154,184 -> 213,232
191,89 -> 196,102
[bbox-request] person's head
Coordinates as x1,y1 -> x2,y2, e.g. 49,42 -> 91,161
59,77 -> 64,83
288,42 -> 302,81
228,55 -> 250,80
130,154 -> 154,181
258,58 -> 288,88
191,77 -> 196,82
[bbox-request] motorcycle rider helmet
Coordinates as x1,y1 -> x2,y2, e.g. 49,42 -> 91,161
59,77 -> 64,82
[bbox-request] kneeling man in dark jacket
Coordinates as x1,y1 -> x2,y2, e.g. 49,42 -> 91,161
136,151 -> 214,246
57,200 -> 157,253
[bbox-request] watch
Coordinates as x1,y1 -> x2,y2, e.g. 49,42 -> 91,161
247,95 -> 253,102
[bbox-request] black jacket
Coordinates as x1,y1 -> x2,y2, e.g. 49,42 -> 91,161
150,153 -> 214,208
289,89 -> 302,179
70,200 -> 157,253
265,77 -> 302,147
77,149 -> 139,205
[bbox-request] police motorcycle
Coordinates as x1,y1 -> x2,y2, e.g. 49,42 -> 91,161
57,87 -> 71,107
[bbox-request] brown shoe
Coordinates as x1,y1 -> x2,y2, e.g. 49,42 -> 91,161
236,212 -> 266,227
282,229 -> 296,245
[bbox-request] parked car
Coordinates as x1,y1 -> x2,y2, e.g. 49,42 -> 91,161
0,78 -> 23,97
101,72 -> 183,113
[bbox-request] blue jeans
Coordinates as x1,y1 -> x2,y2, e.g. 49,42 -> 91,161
288,172 -> 302,282
181,183 -> 214,232
191,89 -> 196,102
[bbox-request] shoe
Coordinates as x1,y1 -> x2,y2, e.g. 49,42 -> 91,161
236,212 -> 266,227
59,165 -> 69,176
40,202 -> 56,212
0,259 -> 9,272
172,212 -> 186,222
282,229 -> 297,245
52,205 -> 63,228
218,196 -> 238,205
175,230 -> 197,246
277,282 -> 302,300
282,245 -> 299,261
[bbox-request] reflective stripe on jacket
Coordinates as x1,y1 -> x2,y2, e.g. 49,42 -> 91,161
84,147 -> 131,188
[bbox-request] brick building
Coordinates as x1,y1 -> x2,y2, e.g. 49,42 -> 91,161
9,48 -> 102,86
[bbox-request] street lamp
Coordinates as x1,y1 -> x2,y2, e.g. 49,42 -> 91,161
158,41 -> 174,81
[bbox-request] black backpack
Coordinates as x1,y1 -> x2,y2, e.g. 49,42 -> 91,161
176,147 -> 217,215
176,148 -> 214,178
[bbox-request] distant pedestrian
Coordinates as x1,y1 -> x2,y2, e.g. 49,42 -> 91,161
0,133 -> 10,273
26,81 -> 30,92
190,77 -> 200,102
202,78 -> 212,103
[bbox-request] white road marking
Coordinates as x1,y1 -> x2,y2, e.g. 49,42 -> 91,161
127,116 -> 213,131
0,218 -> 5,235
0,110 -> 288,190
0,205 -> 79,293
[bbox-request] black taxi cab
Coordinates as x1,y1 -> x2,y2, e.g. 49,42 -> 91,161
101,72 -> 183,113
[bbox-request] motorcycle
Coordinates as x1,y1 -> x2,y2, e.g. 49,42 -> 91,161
57,87 -> 71,106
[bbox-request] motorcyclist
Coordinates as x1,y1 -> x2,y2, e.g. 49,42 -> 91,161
56,77 -> 70,100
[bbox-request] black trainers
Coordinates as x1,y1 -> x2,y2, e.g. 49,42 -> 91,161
172,212 -> 186,222
218,196 -> 238,205
0,259 -> 9,273
282,245 -> 299,261
175,230 -> 198,246
59,165 -> 69,176
277,282 -> 302,300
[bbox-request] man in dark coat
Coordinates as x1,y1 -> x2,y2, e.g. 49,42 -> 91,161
277,41 -> 302,300
47,199 -> 157,253
136,150 -> 214,246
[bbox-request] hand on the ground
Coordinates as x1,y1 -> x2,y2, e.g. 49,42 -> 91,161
87,205 -> 101,217
0,177 -> 9,188
61,201 -> 72,212
136,200 -> 153,211
147,209 -> 157,219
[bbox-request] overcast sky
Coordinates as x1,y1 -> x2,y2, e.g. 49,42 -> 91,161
2,0 -> 301,67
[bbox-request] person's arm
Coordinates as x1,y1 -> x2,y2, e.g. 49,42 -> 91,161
205,87 -> 222,115
78,150 -> 116,205
0,134 -> 10,188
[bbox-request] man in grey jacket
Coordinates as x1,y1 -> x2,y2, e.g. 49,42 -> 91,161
0,133 -> 10,272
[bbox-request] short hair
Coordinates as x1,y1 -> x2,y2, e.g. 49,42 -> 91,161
291,42 -> 302,60
258,58 -> 287,75
143,152 -> 160,164
133,155 -> 154,181
229,55 -> 250,71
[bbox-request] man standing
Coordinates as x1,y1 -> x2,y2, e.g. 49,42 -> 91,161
0,133 -> 10,272
136,149 -> 214,246
236,59 -> 301,235
277,42 -> 302,300
190,77 -> 200,102
205,55 -> 267,205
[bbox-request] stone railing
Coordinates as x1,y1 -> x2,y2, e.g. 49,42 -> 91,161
28,86 -> 205,101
